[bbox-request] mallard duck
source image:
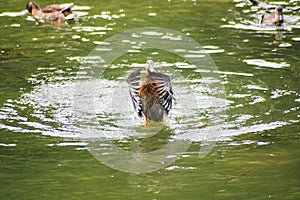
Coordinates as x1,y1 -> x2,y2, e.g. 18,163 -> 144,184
26,1 -> 74,22
260,6 -> 284,26
127,60 -> 174,126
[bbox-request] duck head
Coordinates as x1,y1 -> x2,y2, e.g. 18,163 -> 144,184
146,60 -> 155,72
26,1 -> 41,14
275,6 -> 284,24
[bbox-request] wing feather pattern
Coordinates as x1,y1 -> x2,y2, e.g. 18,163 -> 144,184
126,68 -> 143,117
149,71 -> 174,115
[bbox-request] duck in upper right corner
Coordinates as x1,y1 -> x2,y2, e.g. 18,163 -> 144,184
260,6 -> 284,26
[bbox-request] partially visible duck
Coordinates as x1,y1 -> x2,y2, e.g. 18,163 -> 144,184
126,60 -> 175,126
26,1 -> 74,22
260,6 -> 284,26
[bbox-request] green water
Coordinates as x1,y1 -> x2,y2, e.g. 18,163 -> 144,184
0,0 -> 299,199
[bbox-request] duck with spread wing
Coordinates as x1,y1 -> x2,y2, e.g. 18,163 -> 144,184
126,60 -> 175,126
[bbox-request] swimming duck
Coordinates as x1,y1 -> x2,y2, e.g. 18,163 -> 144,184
127,60 -> 174,126
26,1 -> 74,22
260,6 -> 284,26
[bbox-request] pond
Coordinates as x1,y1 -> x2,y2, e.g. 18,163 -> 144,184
0,0 -> 299,199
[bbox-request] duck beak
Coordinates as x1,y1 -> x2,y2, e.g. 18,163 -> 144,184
279,14 -> 284,23
148,63 -> 154,72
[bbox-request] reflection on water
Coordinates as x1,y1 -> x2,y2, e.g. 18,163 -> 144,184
243,59 -> 290,68
0,60 -> 297,141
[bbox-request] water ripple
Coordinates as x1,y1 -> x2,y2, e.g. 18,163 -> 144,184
0,61 -> 298,146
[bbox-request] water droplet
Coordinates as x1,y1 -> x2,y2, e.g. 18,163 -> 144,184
148,13 -> 157,17
72,35 -> 81,39
45,49 -> 55,53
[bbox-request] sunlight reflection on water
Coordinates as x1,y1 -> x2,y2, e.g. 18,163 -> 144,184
0,61 -> 296,144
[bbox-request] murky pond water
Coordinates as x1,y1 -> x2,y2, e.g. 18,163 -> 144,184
0,0 -> 299,199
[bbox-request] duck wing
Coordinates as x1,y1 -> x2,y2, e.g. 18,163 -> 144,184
148,71 -> 174,115
60,3 -> 74,13
42,5 -> 61,13
126,68 -> 143,117
42,3 -> 73,13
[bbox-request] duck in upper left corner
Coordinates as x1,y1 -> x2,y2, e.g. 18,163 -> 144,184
26,1 -> 76,23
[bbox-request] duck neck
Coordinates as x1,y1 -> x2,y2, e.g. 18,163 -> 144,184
145,68 -> 150,79
146,63 -> 154,72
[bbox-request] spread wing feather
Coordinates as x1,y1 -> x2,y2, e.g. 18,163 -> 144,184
126,68 -> 143,117
149,71 -> 174,115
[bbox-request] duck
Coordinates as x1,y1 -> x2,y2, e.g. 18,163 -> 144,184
126,60 -> 175,126
26,1 -> 74,22
260,6 -> 284,26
